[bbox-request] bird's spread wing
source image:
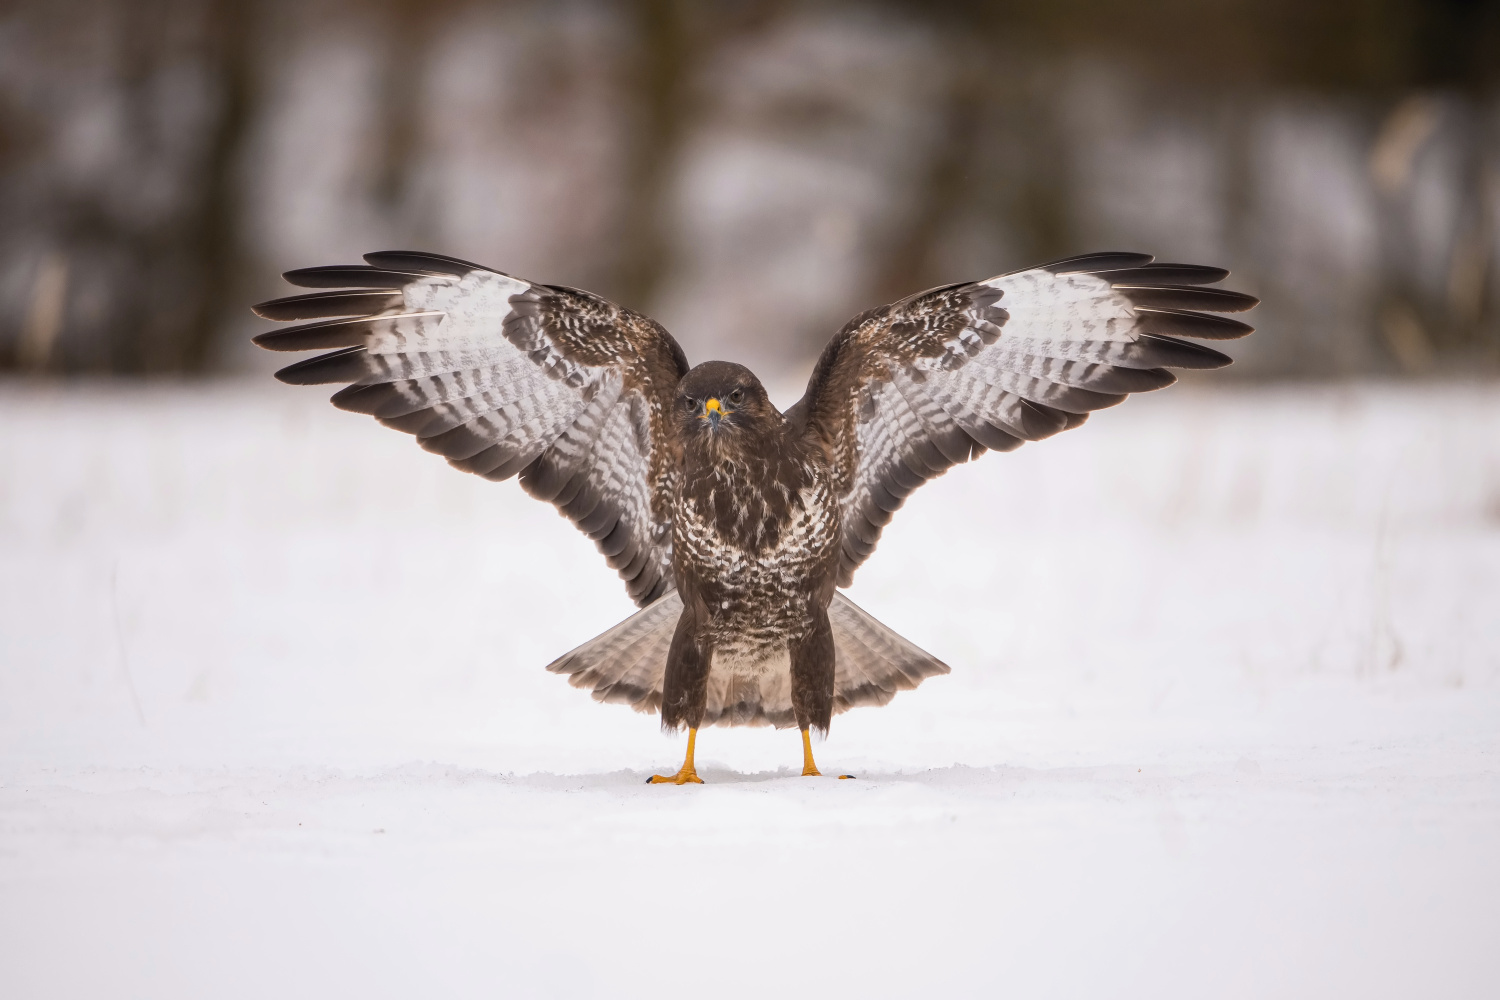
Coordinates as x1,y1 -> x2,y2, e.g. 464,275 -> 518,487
253,251 -> 689,606
787,252 -> 1257,586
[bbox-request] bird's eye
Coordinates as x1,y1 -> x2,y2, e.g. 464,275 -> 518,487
728,388 -> 744,404
683,397 -> 697,413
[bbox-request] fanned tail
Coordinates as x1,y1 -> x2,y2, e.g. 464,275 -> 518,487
545,590 -> 683,716
545,591 -> 948,727
828,592 -> 950,713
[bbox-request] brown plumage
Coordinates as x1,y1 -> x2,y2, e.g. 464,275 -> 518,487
664,361 -> 840,734
252,249 -> 1256,773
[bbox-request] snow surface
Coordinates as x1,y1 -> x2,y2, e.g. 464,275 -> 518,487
2,378 -> 1498,999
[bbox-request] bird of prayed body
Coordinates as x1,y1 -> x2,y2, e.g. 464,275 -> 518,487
253,250 -> 1256,782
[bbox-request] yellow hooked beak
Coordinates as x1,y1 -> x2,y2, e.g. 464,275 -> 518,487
703,397 -> 723,419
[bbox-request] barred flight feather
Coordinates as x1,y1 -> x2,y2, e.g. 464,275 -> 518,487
792,252 -> 1257,585
254,253 -> 688,607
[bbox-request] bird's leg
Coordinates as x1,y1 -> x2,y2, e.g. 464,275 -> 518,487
648,727 -> 704,785
800,727 -> 822,776
800,728 -> 855,779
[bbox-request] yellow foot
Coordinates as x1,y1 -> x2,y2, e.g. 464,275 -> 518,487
647,728 -> 703,784
799,728 -> 856,779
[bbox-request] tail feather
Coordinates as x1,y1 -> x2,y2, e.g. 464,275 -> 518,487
588,615 -> 676,709
545,590 -> 948,728
829,593 -> 950,712
546,590 -> 682,715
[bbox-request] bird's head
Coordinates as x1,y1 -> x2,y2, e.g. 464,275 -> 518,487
676,361 -> 775,439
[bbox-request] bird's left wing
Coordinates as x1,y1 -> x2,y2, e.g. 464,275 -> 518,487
787,252 -> 1257,586
253,251 -> 689,607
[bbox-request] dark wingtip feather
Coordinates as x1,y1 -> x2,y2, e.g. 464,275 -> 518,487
1140,334 -> 1233,369
329,383 -> 395,414
251,290 -> 402,321
1118,286 -> 1259,314
274,347 -> 370,385
1094,263 -> 1230,286
1068,364 -> 1177,394
362,250 -> 490,276
252,317 -> 372,352
1047,385 -> 1128,414
1136,308 -> 1255,341
1043,251 -> 1154,274
283,265 -> 430,290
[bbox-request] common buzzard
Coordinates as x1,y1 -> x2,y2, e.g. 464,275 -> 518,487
253,251 -> 1255,782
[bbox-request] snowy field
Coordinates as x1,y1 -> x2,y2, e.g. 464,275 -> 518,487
2,377 -> 1498,999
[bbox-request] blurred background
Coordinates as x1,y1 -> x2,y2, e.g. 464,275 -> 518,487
2,0 -> 1499,381
5,7 -> 1500,997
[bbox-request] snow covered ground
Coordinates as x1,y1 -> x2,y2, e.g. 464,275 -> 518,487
2,377 -> 1498,999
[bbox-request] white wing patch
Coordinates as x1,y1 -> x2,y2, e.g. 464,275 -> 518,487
981,268 -> 1138,344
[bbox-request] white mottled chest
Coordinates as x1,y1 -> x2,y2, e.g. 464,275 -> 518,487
710,643 -> 791,681
674,477 -> 839,584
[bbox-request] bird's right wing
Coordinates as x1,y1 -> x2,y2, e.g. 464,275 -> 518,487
252,251 -> 689,607
788,252 -> 1257,586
